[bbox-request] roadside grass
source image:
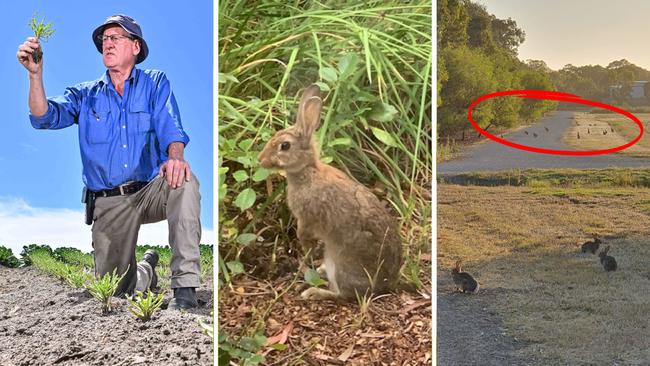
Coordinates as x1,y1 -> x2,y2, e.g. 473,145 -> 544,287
438,172 -> 650,364
563,112 -> 650,157
439,167 -> 650,188
437,138 -> 461,163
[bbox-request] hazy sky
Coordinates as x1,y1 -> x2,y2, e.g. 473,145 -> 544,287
480,0 -> 650,71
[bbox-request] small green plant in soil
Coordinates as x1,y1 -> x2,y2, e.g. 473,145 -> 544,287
28,12 -> 55,63
0,246 -> 21,268
402,254 -> 424,291
127,289 -> 165,322
304,268 -> 327,288
86,268 -> 126,314
64,266 -> 91,289
354,289 -> 378,328
199,313 -> 214,339
28,247 -> 69,279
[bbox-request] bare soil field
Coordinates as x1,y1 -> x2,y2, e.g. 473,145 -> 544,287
0,266 -> 213,365
438,180 -> 650,364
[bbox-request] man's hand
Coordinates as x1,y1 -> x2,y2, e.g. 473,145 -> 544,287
17,37 -> 43,75
159,159 -> 191,189
159,142 -> 191,189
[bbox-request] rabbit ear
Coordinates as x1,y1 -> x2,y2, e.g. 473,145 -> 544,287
603,246 -> 610,254
295,85 -> 322,142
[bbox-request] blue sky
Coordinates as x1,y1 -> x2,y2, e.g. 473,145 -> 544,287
0,1 -> 213,255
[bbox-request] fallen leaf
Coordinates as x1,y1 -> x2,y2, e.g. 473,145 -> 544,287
265,321 -> 293,346
338,343 -> 355,362
399,299 -> 431,314
359,333 -> 387,338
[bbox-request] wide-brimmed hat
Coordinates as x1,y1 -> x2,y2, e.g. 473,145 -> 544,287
92,14 -> 148,64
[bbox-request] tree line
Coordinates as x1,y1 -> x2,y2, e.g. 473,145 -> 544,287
438,0 -> 650,140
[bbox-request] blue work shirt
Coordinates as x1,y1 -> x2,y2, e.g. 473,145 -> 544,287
29,67 -> 190,191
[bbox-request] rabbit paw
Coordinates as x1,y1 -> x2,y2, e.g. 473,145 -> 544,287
316,263 -> 327,278
301,287 -> 339,301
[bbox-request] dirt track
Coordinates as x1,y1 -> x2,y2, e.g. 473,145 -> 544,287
438,111 -> 650,174
0,265 -> 213,365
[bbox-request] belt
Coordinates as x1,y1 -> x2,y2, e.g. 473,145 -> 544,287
92,181 -> 149,198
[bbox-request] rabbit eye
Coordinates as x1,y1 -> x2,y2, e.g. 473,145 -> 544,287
280,141 -> 291,151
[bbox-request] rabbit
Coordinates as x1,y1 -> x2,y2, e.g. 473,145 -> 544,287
599,246 -> 617,272
581,237 -> 601,254
451,260 -> 479,294
257,84 -> 402,302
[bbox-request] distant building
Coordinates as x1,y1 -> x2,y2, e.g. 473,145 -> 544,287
609,81 -> 649,104
630,81 -> 648,99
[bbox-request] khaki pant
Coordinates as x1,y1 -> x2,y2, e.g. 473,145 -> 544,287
92,174 -> 202,296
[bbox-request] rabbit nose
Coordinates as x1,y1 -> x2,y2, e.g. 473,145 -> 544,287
257,151 -> 269,167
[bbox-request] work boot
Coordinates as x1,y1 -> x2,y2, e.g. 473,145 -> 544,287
141,250 -> 159,290
168,287 -> 198,310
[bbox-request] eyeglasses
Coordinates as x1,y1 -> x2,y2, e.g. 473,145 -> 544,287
97,34 -> 134,44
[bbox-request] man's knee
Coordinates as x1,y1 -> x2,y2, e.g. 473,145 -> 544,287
170,173 -> 200,196
184,173 -> 200,193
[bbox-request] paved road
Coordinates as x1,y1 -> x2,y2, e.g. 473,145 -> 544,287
438,111 -> 650,174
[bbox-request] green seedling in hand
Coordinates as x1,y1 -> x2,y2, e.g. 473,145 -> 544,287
86,268 -> 126,314
127,289 -> 165,322
28,12 -> 55,63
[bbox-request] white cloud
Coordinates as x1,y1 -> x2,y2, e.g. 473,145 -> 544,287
0,196 -> 214,257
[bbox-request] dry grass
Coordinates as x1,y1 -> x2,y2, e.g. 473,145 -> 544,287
438,183 -> 650,364
563,112 -> 650,156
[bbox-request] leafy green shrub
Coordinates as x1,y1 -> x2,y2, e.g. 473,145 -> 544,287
53,247 -> 94,268
0,246 -> 21,268
86,268 -> 126,314
127,289 -> 165,321
20,244 -> 53,267
219,0 -> 432,273
218,329 -> 266,366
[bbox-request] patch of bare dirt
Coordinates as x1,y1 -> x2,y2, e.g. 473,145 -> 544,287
437,269 -> 552,366
0,265 -> 213,365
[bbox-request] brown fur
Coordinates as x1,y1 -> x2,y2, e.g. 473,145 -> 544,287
581,237 -> 601,254
599,246 -> 617,272
258,84 -> 402,301
451,260 -> 479,294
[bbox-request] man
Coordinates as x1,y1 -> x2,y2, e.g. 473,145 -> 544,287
16,15 -> 202,310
